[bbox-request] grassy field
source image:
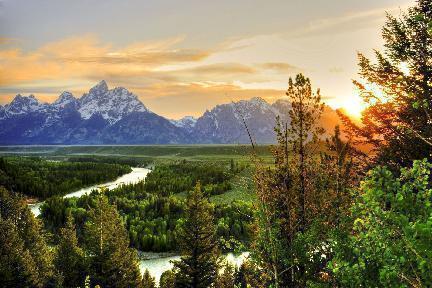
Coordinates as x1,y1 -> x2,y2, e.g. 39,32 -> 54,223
0,145 -> 274,163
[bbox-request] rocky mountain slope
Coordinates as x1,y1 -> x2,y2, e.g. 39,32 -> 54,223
0,81 -> 340,144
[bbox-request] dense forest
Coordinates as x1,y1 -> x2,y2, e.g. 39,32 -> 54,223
0,157 -> 131,199
40,160 -> 253,252
2,1 -> 432,287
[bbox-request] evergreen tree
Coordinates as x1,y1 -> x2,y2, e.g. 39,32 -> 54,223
339,0 -> 432,169
160,270 -> 176,288
0,187 -> 55,287
215,263 -> 235,288
141,269 -> 156,288
84,192 -> 142,288
173,182 -> 220,288
54,214 -> 87,288
253,73 -> 325,287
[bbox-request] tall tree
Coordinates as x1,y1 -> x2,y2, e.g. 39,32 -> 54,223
54,214 -> 87,288
173,182 -> 220,288
84,192 -> 142,288
0,187 -> 55,287
319,126 -> 362,225
252,73 -> 325,287
286,74 -> 325,230
339,0 -> 432,169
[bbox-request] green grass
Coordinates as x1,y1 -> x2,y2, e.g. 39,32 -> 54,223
210,167 -> 256,204
0,145 -> 274,164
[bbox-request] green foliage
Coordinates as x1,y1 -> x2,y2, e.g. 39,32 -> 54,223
0,157 -> 131,199
215,263 -> 235,288
252,73 -> 330,287
54,214 -> 87,288
173,183 -> 220,288
41,161 -> 253,253
84,193 -> 142,288
0,187 -> 56,287
160,270 -> 176,288
141,269 -> 156,288
330,159 -> 432,287
144,160 -> 239,197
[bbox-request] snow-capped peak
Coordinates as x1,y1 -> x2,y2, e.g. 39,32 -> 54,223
170,116 -> 197,128
5,94 -> 43,115
78,80 -> 148,124
53,91 -> 77,108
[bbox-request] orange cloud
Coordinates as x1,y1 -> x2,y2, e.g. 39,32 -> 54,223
0,35 -> 210,87
130,82 -> 284,119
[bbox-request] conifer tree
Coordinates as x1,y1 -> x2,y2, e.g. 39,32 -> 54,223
0,187 -> 55,288
339,0 -> 432,169
173,182 -> 220,288
141,269 -> 156,288
253,74 -> 326,287
215,263 -> 235,288
84,192 -> 141,288
54,214 -> 87,288
160,270 -> 176,288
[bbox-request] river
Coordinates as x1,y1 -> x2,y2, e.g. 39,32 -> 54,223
27,166 -> 248,282
139,252 -> 250,285
28,167 -> 151,216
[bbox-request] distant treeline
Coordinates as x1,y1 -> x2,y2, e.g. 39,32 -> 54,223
143,160 -> 245,196
68,156 -> 151,167
0,157 -> 131,199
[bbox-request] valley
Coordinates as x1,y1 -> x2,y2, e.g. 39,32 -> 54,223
0,147 -> 256,283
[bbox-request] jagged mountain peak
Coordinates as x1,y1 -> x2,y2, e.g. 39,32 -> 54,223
89,80 -> 108,95
6,94 -> 43,115
53,91 -> 77,108
78,80 -> 148,124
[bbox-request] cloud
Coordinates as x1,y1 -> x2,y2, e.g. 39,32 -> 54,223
130,82 -> 284,118
257,62 -> 302,73
0,35 -> 211,87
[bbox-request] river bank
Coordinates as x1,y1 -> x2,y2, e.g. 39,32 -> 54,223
28,167 -> 151,216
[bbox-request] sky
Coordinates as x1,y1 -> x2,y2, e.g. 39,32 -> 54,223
0,0 -> 413,119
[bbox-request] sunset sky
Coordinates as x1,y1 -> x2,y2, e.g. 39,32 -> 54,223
0,0 -> 412,119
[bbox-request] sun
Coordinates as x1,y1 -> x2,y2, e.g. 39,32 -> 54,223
339,93 -> 366,119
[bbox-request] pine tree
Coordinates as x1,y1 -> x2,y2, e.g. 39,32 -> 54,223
141,269 -> 156,288
0,187 -> 55,287
339,0 -> 432,169
84,192 -> 142,288
54,214 -> 87,288
173,182 -> 220,288
253,74 -> 326,287
319,125 -> 362,225
215,263 -> 235,288
160,270 -> 176,288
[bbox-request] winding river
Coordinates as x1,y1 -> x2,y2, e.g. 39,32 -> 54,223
29,167 -> 151,216
27,166 -> 248,282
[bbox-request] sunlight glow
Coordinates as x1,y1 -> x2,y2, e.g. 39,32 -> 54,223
398,61 -> 410,76
339,93 -> 366,119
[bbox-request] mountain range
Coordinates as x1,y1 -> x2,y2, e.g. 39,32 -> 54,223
0,80 -> 340,144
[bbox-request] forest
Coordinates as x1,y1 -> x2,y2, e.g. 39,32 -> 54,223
2,1 -> 432,287
0,157 -> 131,199
40,160 -> 253,252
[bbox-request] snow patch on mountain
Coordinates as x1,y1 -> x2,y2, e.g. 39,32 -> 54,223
78,81 -> 148,124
